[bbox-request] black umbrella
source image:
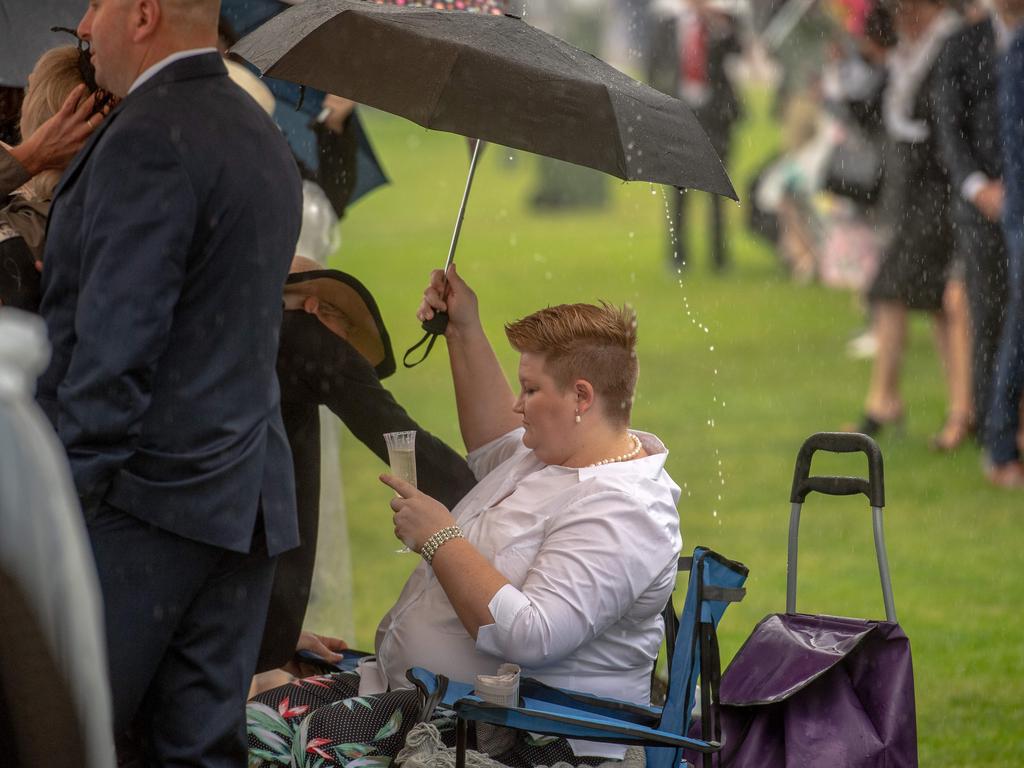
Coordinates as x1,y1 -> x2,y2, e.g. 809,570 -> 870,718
0,0 -> 82,87
231,0 -> 737,363
232,0 -> 734,197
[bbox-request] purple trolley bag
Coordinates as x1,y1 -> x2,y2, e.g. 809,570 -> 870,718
715,432 -> 917,767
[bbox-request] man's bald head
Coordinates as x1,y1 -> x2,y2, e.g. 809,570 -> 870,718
162,0 -> 221,29
78,0 -> 220,97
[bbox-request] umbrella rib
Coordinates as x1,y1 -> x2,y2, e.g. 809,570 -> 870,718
422,46 -> 461,132
603,84 -> 630,181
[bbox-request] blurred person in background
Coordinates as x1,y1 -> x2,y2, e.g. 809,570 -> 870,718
984,0 -> 1024,485
852,0 -> 962,437
933,0 -> 1008,451
649,0 -> 744,272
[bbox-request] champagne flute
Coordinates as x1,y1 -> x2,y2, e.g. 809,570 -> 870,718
384,430 -> 417,553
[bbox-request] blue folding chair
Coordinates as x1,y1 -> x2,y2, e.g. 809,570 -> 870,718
407,547 -> 748,768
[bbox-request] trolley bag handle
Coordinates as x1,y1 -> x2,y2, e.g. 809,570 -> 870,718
790,431 -> 884,507
787,432 -> 897,623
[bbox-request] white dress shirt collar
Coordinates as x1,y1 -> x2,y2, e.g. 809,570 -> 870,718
128,47 -> 219,95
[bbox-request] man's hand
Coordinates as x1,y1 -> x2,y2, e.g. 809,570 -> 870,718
10,85 -> 101,176
973,179 -> 1004,223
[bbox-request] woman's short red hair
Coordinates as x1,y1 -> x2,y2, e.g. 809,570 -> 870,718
505,302 -> 639,425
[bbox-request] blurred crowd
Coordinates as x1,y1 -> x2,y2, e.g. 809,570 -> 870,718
736,0 -> 1024,488
525,0 -> 1024,488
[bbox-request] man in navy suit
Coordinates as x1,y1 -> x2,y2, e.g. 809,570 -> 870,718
987,0 -> 1024,486
648,0 -> 743,272
37,0 -> 302,762
934,6 -> 1007,448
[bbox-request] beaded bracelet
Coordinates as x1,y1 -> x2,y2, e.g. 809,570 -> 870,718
420,525 -> 464,564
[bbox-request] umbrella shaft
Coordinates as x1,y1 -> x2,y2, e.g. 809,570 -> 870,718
443,138 -> 483,282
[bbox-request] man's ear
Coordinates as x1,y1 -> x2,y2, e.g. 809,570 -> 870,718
133,0 -> 162,43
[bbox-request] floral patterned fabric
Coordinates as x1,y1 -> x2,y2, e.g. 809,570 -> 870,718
248,672 -> 422,767
247,671 -> 617,768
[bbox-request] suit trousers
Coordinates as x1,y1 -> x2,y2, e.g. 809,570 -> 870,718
958,219 -> 1008,438
670,129 -> 732,271
88,503 -> 277,766
986,230 -> 1024,463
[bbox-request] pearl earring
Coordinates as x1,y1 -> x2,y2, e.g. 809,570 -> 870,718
575,408 -> 581,424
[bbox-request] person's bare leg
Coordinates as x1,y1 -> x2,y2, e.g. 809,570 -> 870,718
931,280 -> 974,449
864,301 -> 908,422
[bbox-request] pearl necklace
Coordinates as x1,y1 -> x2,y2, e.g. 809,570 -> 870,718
586,433 -> 643,467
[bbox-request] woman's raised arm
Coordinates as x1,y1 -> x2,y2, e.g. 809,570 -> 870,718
418,264 -> 519,453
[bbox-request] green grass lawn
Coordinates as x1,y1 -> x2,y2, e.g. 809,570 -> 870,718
304,97 -> 1024,764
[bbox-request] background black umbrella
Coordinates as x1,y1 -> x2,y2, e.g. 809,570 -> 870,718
221,0 -> 389,215
232,0 -> 737,362
0,0 -> 82,143
0,0 -> 81,88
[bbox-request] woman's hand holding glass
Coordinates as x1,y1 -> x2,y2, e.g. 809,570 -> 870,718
380,474 -> 457,554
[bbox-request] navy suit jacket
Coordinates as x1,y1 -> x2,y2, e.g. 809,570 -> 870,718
38,53 -> 302,556
934,18 -> 1004,227
1001,28 -> 1024,244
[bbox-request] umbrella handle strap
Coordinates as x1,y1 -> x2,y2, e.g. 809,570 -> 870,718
403,312 -> 450,368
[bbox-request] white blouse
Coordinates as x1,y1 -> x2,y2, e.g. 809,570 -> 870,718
375,428 -> 682,757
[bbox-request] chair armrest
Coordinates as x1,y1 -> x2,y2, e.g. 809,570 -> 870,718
407,667 -> 475,707
518,677 -> 662,726
453,696 -> 720,755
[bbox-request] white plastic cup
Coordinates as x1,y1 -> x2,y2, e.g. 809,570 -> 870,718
383,430 -> 417,487
475,663 -> 521,706
474,664 -> 521,756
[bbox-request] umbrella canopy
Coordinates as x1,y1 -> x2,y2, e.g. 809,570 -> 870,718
231,0 -> 737,199
0,0 -> 82,87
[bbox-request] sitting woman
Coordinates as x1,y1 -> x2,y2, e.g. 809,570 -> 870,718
248,265 -> 682,768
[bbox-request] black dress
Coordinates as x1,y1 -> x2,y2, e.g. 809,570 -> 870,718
257,310 -> 478,671
867,50 -> 954,311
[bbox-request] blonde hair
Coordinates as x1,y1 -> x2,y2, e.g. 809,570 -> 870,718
505,302 -> 639,425
18,46 -> 85,202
